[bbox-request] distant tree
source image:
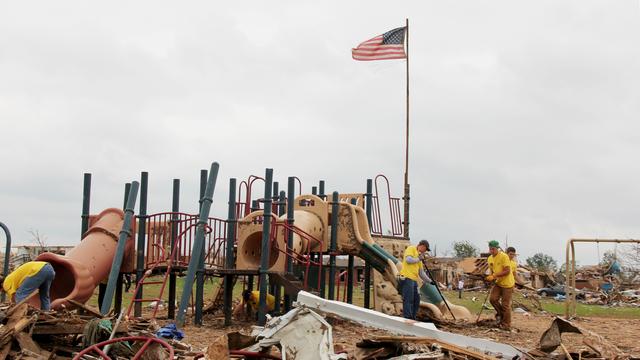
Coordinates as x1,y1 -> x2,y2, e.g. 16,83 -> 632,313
526,253 -> 558,272
28,229 -> 47,253
452,241 -> 479,258
621,244 -> 640,271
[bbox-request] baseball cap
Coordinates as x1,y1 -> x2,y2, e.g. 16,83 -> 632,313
488,240 -> 500,249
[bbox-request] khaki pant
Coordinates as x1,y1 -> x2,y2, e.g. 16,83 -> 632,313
489,285 -> 513,328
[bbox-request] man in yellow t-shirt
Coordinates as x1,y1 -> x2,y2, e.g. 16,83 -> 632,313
233,289 -> 276,319
399,239 -> 434,320
1,261 -> 56,310
506,247 -> 518,281
485,241 -> 515,330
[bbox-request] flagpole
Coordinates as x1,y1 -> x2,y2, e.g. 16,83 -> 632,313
403,18 -> 410,239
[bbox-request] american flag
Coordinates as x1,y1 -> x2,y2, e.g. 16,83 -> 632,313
352,27 -> 407,61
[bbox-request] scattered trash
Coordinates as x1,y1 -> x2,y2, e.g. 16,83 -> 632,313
156,322 -> 185,341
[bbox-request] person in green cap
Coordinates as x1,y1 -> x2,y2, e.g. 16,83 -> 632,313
486,240 -> 515,330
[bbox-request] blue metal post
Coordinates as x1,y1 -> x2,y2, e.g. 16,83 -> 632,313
195,169 -> 208,326
257,168 -> 273,326
168,179 -> 180,319
100,181 -> 139,315
0,222 -> 11,302
328,192 -> 339,300
176,162 -> 220,327
115,183 -> 131,314
134,172 -> 148,317
223,178 -> 237,326
364,179 -> 373,309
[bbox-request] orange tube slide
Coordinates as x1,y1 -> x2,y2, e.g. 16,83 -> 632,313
34,208 -> 130,309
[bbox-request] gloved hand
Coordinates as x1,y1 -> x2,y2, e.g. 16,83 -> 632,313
485,275 -> 495,282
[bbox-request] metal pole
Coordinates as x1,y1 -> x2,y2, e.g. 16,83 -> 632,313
176,162 -> 220,327
347,198 -> 357,304
284,177 -> 295,311
257,168 -> 273,326
223,178 -> 237,326
195,169 -> 208,326
273,190 -> 286,313
168,179 -> 180,319
318,181 -> 325,200
0,222 -> 11,302
134,172 -> 148,317
81,173 -> 92,237
115,183 -> 132,315
100,181 -> 139,315
311,186 -> 317,196
364,179 -> 373,309
328,192 -> 339,300
403,18 -> 411,239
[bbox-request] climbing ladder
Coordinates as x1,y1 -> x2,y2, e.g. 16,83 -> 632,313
203,276 -> 238,314
126,215 -> 200,319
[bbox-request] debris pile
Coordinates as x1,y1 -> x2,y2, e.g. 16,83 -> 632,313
0,301 -> 200,359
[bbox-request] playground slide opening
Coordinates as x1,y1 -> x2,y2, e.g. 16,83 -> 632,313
34,208 -> 134,309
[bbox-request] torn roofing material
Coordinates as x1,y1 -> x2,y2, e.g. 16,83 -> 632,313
295,291 -> 524,359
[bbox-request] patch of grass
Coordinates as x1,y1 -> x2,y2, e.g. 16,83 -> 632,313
440,290 -> 640,319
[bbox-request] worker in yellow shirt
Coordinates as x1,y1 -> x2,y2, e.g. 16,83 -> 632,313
485,241 -> 515,330
233,289 -> 276,319
399,239 -> 434,320
506,247 -> 518,280
1,261 -> 56,310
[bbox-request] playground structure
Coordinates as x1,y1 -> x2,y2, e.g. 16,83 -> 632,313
12,164 -> 470,326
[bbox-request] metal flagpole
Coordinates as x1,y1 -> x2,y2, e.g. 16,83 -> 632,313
403,18 -> 410,239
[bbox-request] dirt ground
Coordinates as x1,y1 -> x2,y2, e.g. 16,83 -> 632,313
180,311 -> 640,358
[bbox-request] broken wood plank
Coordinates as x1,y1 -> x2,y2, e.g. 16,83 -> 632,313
6,291 -> 38,317
370,335 -> 500,360
31,321 -> 129,335
15,332 -> 51,359
559,342 -> 572,360
68,300 -> 103,318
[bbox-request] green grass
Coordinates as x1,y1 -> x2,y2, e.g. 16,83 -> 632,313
440,290 -> 640,319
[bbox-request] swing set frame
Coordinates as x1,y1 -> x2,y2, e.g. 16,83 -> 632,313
564,238 -> 640,318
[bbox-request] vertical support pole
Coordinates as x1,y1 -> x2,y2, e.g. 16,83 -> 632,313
115,183 -> 132,314
100,181 -> 139,315
168,179 -> 180,319
364,179 -> 373,309
272,190 -> 286,313
195,169 -> 208,326
223,178 -> 237,326
318,181 -> 325,200
403,18 -> 411,239
81,173 -> 92,237
328,192 -> 339,300
257,168 -> 273,326
134,172 -> 148,317
0,223 -> 11,302
272,182 -> 279,215
284,177 -> 295,311
312,186 -> 317,195
347,198 -> 357,304
176,162 -> 220,327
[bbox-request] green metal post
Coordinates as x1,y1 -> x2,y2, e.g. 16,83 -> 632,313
223,178 -> 237,326
284,177 -> 295,311
328,192 -> 339,300
347,198 -> 357,304
257,168 -> 273,326
0,222 -> 11,302
81,173 -> 91,237
364,179 -> 373,309
134,172 -> 148,317
318,180 -> 326,200
100,181 -> 139,315
114,183 -> 131,314
195,169 -> 207,326
176,162 -> 220,327
168,179 -> 180,319
312,186 -> 317,195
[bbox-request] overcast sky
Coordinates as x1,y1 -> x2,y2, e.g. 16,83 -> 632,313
1,1 -> 639,266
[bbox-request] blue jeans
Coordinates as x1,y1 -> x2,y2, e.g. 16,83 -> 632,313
401,278 -> 420,319
15,263 -> 55,310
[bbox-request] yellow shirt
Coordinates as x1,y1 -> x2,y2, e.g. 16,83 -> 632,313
248,290 -> 275,312
488,252 -> 515,288
3,261 -> 47,296
400,245 -> 421,281
510,259 -> 517,277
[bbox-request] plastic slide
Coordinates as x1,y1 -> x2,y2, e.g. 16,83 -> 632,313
34,208 -> 133,309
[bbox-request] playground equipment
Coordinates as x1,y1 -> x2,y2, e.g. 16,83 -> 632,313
235,190 -> 472,321
35,208 -> 135,309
